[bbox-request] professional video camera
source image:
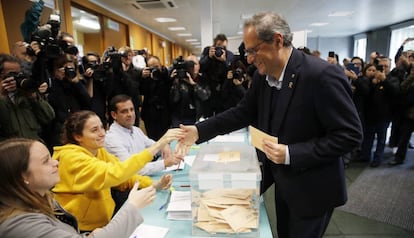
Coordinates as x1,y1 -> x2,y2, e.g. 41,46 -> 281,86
173,56 -> 194,79
29,13 -> 78,58
102,46 -> 126,73
81,60 -> 111,82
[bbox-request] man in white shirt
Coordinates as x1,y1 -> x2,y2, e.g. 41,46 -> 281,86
105,94 -> 181,175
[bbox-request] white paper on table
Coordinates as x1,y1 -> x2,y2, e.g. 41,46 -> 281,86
164,161 -> 185,171
209,134 -> 245,143
184,155 -> 196,167
203,153 -> 219,162
166,191 -> 191,211
128,224 -> 169,238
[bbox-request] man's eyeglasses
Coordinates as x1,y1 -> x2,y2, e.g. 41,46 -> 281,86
244,41 -> 265,56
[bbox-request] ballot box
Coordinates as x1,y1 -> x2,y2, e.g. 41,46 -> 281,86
189,144 -> 262,238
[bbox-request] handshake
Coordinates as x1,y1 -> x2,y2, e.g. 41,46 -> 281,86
157,125 -> 199,158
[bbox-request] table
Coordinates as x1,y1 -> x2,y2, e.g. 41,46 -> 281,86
140,129 -> 273,238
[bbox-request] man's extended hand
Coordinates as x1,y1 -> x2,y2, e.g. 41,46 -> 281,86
175,124 -> 199,156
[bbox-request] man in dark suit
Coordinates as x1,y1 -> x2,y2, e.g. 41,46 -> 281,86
177,12 -> 362,238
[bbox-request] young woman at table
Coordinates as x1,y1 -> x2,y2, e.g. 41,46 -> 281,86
0,138 -> 156,237
52,110 -> 184,232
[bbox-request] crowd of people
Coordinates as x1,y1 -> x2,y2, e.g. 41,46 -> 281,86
0,5 -> 413,238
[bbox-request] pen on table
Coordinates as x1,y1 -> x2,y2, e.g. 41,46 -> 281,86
159,187 -> 174,210
180,184 -> 191,188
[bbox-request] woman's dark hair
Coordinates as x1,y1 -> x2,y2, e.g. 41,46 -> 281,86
61,110 -> 97,145
363,63 -> 376,77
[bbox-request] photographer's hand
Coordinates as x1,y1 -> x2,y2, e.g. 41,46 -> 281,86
30,41 -> 41,56
38,82 -> 48,94
142,67 -> 151,78
84,68 -> 94,78
233,78 -> 244,86
1,76 -> 17,94
208,46 -> 215,59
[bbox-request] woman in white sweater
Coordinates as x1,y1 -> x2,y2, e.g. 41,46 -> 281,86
0,138 -> 155,238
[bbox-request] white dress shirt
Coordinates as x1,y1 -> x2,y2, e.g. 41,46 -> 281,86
105,121 -> 165,175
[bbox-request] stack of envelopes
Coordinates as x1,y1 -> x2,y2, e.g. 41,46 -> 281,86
194,188 -> 259,234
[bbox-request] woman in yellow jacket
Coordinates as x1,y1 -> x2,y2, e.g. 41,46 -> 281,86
52,110 -> 184,232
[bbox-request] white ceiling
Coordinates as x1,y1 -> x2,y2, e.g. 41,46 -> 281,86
80,0 -> 414,53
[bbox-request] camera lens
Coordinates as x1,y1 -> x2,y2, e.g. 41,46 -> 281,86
215,46 -> 223,57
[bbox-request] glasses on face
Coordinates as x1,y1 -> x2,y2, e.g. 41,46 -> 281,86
244,41 -> 265,57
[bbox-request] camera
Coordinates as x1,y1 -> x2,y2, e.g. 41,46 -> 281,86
30,14 -> 79,58
64,67 -> 77,79
233,68 -> 244,81
214,46 -> 224,57
3,72 -> 32,90
135,49 -> 146,55
376,65 -> 384,72
148,67 -> 161,79
173,56 -> 193,79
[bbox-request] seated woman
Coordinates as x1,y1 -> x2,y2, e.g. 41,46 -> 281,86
52,110 -> 184,232
0,138 -> 156,237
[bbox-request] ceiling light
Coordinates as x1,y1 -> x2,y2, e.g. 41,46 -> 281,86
76,18 -> 101,30
190,42 -> 200,45
155,17 -> 176,23
309,22 -> 329,27
328,11 -> 354,17
185,39 -> 198,42
168,26 -> 186,31
177,33 -> 192,37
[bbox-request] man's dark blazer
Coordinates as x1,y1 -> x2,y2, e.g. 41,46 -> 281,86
195,48 -> 362,217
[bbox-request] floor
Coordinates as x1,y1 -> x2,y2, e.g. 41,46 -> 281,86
263,140 -> 414,238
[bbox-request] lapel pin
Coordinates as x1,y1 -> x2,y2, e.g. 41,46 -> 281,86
291,74 -> 295,78
288,82 -> 294,88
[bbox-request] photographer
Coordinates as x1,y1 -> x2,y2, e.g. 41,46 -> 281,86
169,56 -> 210,127
360,58 -> 400,167
107,46 -> 142,127
140,56 -> 172,140
199,34 -> 234,117
221,58 -> 247,110
81,52 -> 112,127
0,54 -> 54,141
43,54 -> 91,152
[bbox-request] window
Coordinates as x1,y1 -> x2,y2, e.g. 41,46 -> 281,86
390,24 -> 414,68
354,37 -> 367,61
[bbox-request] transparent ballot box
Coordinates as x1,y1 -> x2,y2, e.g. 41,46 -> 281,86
189,144 -> 262,238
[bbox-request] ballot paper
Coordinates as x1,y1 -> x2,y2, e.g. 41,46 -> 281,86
193,188 -> 259,234
164,161 -> 185,171
184,155 -> 196,167
249,125 -> 278,153
128,224 -> 169,238
166,191 -> 192,220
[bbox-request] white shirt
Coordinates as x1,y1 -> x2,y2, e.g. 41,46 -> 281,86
105,121 -> 165,175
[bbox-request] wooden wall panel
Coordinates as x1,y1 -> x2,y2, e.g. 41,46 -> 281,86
83,33 -> 102,55
103,17 -> 127,50
0,0 -> 9,53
